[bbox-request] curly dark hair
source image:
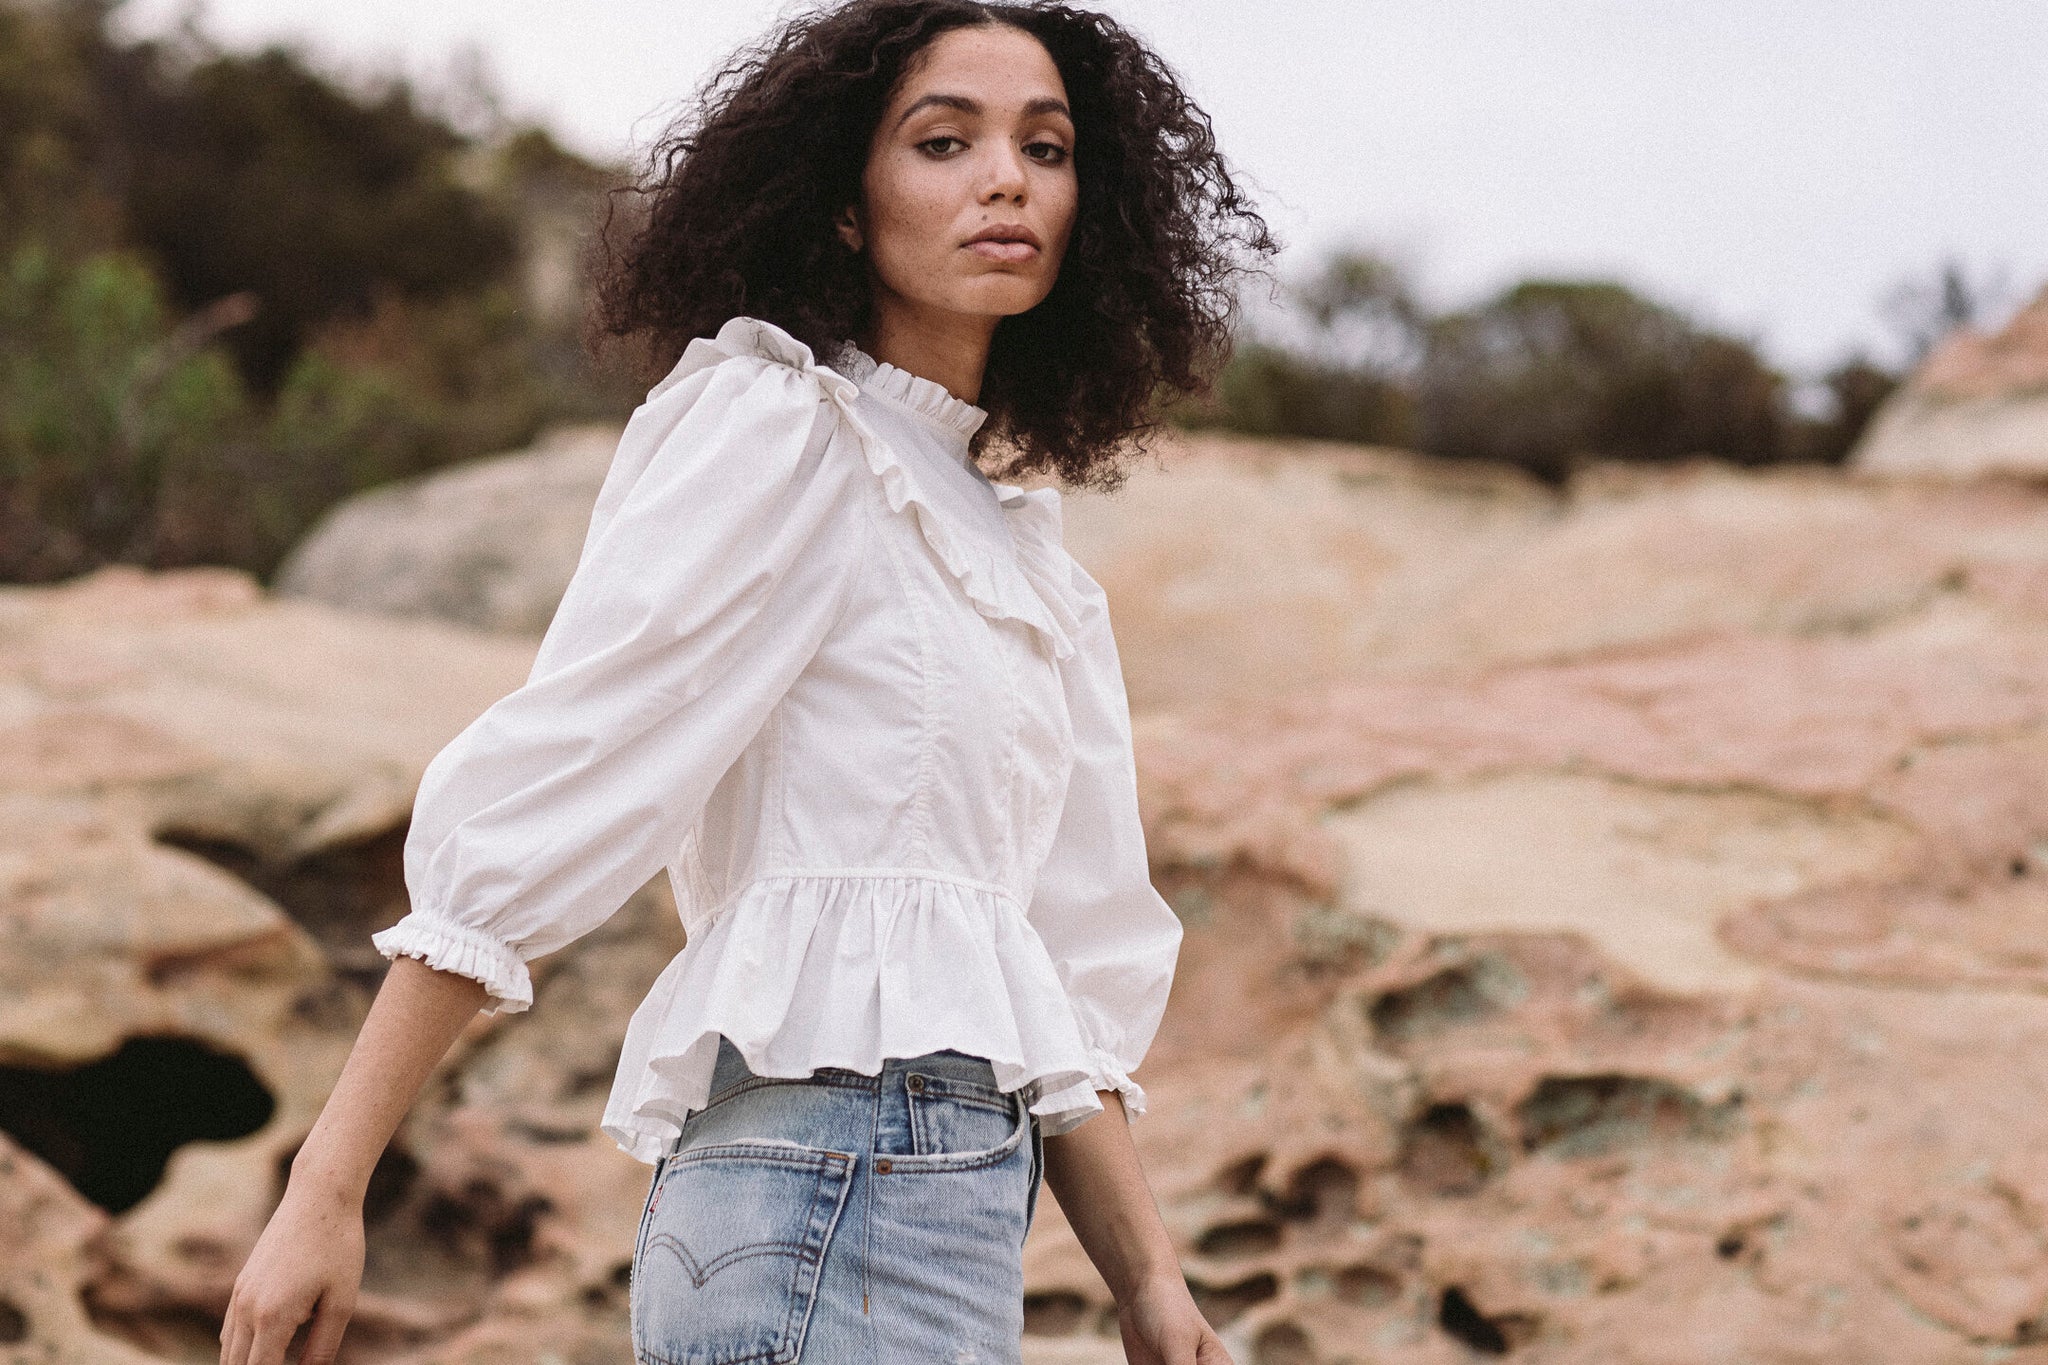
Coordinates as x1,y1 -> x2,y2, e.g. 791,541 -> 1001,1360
586,0 -> 1279,490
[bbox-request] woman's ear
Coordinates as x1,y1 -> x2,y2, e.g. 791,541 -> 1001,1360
834,204 -> 865,252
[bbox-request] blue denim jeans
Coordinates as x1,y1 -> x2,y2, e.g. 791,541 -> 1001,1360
630,1034 -> 1047,1364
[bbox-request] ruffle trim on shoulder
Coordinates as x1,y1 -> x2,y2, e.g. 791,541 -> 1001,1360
853,433 -> 1079,661
371,910 -> 534,1016
673,315 -> 1078,661
991,481 -> 1087,659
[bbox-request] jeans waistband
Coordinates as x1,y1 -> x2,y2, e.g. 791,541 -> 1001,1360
707,1033 -> 1003,1102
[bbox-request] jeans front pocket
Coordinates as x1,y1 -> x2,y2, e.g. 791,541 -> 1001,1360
632,1139 -> 856,1365
895,1076 -> 1031,1171
1024,1111 -> 1044,1234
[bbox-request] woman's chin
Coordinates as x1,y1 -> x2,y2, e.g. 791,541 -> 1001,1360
940,279 -> 1054,318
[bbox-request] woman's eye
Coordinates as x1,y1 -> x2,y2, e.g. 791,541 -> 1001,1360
1026,141 -> 1071,165
918,136 -> 963,155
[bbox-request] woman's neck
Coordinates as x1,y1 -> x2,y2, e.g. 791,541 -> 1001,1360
859,301 -> 998,407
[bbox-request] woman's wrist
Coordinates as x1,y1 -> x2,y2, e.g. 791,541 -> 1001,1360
1118,1254 -> 1192,1306
1042,1092 -> 1187,1303
285,1153 -> 371,1210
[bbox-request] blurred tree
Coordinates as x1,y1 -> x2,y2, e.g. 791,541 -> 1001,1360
1414,279 -> 1792,483
0,240 -> 250,578
0,0 -> 640,585
1197,340 -> 1418,447
0,0 -> 123,253
1879,256 -> 2016,369
1295,248 -> 1429,378
1175,248 -> 1423,446
1171,243 -> 1942,480
1787,353 -> 1900,466
100,39 -> 523,394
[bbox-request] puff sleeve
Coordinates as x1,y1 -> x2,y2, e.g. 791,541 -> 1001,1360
1024,555 -> 1186,1134
371,345 -> 872,1014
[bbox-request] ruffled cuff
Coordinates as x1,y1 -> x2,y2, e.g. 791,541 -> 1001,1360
371,911 -> 534,1016
1027,1046 -> 1149,1136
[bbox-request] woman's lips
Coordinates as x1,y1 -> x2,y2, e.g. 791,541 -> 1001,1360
966,240 -> 1039,263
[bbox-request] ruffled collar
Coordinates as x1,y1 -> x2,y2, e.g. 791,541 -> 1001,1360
821,340 -> 987,465
665,316 -> 1081,662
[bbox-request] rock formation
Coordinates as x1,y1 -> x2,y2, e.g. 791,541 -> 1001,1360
1850,282 -> 2048,478
271,424 -> 625,635
9,431 -> 2048,1362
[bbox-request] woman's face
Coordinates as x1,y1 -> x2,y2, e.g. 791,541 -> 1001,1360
838,24 -> 1078,330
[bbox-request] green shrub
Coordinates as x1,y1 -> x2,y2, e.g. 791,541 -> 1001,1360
0,239 -> 250,577
0,0 -> 638,585
1416,279 -> 1793,482
1180,249 -> 1903,483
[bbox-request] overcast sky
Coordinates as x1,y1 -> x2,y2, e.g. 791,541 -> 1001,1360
114,0 -> 2048,381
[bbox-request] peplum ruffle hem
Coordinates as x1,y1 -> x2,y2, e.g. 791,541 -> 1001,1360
597,870 -> 1143,1163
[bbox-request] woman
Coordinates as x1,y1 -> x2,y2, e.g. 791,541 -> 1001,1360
218,2 -> 1275,1363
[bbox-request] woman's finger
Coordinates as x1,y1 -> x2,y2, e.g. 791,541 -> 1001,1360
298,1293 -> 353,1365
244,1307 -> 298,1365
219,1303 -> 249,1365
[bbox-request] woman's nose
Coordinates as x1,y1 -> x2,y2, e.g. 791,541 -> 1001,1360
980,146 -> 1029,203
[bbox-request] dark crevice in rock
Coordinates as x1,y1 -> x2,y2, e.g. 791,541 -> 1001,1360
1439,1285 -> 1511,1354
1270,1155 -> 1360,1227
1369,953 -> 1525,1044
1251,1319 -> 1315,1365
419,1178 -> 553,1278
1213,1150 -> 1269,1195
1185,1271 -> 1279,1328
0,1033 -> 275,1215
1516,1073 -> 1744,1158
78,1295 -> 230,1362
505,1119 -> 600,1145
155,823 -> 410,975
1398,1101 -> 1507,1196
1333,1261 -> 1403,1307
1022,1290 -> 1090,1335
1196,1218 -> 1284,1258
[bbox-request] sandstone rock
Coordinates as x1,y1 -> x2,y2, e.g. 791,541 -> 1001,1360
270,420 -> 2048,712
1078,440 -> 2048,703
1051,436 -> 1560,708
0,564 -> 667,1363
1098,568 -> 2048,1361
14,420 -> 2048,1362
1850,281 -> 2048,478
272,423 -> 625,634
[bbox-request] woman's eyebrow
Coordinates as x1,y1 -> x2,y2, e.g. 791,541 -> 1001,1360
893,93 -> 1073,130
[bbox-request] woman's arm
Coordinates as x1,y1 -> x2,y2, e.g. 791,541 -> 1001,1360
1041,1088 -> 1179,1297
219,958 -> 487,1365
287,956 -> 488,1200
224,334 -> 874,1365
1043,1092 -> 1236,1364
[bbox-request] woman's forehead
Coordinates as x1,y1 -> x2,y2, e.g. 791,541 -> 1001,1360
886,26 -> 1068,118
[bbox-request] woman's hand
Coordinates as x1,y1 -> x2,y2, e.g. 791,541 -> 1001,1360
218,1181 -> 365,1365
209,958 -> 491,1365
1041,1090 -> 1238,1363
1116,1271 -> 1238,1364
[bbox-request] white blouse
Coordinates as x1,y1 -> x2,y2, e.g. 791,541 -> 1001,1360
371,315 -> 1184,1165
